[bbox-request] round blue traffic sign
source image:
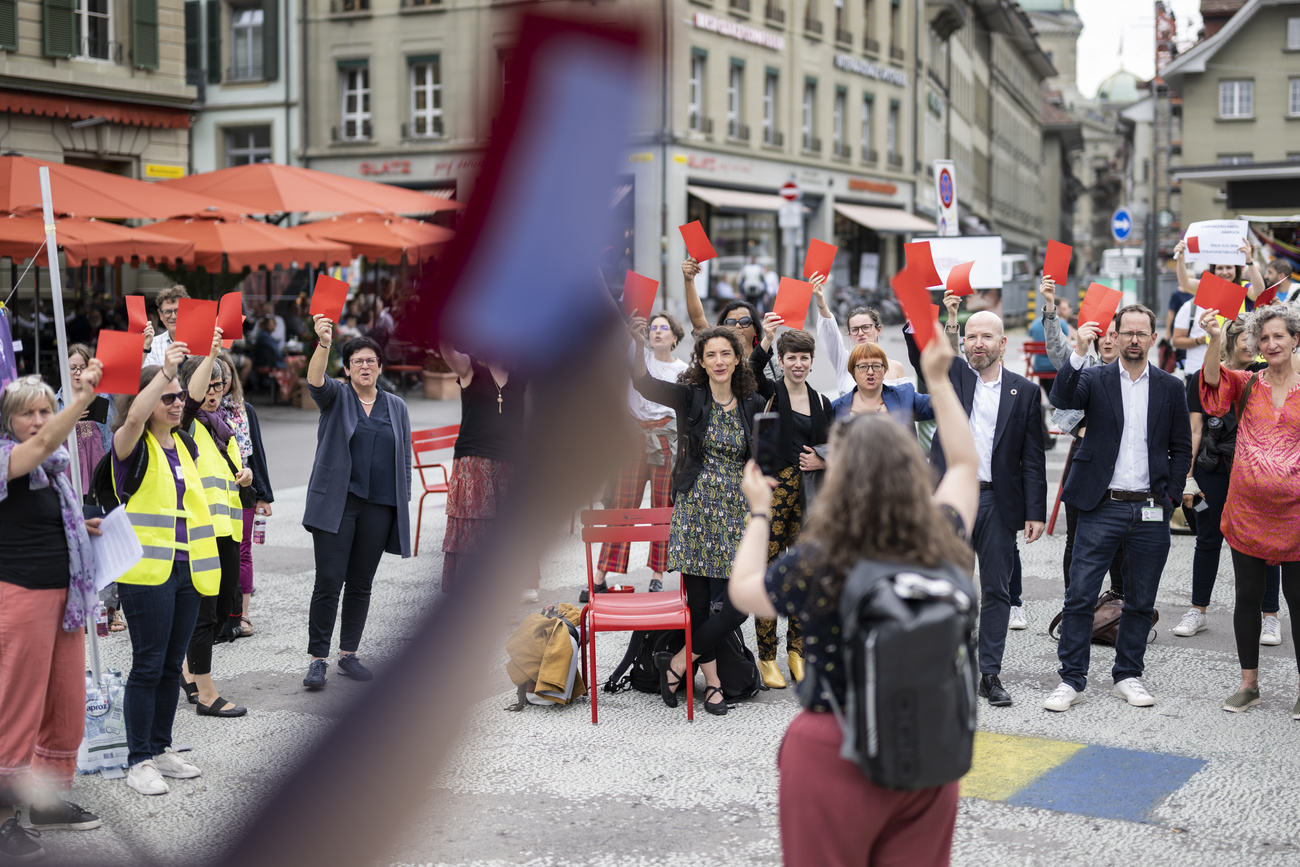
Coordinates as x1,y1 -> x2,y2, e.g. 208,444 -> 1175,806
1111,207 -> 1133,243
938,169 -> 954,209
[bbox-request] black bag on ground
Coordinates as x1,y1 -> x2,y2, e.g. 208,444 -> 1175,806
712,603 -> 762,701
604,630 -> 683,695
813,559 -> 978,791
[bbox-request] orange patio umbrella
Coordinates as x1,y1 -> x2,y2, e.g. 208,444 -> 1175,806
0,155 -> 250,219
0,209 -> 195,267
161,163 -> 465,216
288,212 -> 454,264
134,210 -> 351,271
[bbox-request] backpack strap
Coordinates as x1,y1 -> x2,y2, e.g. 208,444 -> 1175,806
603,630 -> 645,693
1236,371 -> 1260,418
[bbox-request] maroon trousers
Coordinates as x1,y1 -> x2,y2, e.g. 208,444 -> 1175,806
777,711 -> 958,867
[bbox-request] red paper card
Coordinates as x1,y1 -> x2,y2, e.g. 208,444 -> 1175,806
1043,240 -> 1072,287
174,298 -> 218,355
622,270 -> 659,316
217,292 -> 245,348
93,330 -> 144,395
904,242 -> 943,289
1186,236 -> 1200,254
678,221 -> 717,263
1194,271 -> 1248,319
772,278 -> 814,330
802,238 -> 838,280
125,296 -> 148,334
1254,279 -> 1286,307
891,268 -> 938,349
309,274 -> 350,323
1077,283 -> 1123,334
946,261 -> 976,297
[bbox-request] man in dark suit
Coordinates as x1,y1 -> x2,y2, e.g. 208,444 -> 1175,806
1044,304 -> 1193,713
931,309 -> 1047,707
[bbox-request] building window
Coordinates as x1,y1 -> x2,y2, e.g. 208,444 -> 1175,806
833,87 -> 845,154
861,93 -> 873,154
727,62 -> 743,138
802,79 -> 816,150
887,100 -> 898,159
230,6 -> 264,80
689,53 -> 705,131
863,0 -> 873,37
225,126 -> 272,166
763,70 -> 778,143
75,0 -> 113,61
411,59 -> 443,138
889,0 -> 899,55
1291,78 -> 1300,117
340,66 -> 371,141
1289,17 -> 1300,50
1219,80 -> 1253,118
1217,154 -> 1253,165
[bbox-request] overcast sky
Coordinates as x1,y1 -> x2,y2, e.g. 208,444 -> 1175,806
1074,0 -> 1203,99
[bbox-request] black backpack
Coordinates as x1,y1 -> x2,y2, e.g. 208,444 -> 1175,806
90,430 -> 199,509
711,602 -> 762,701
604,630 -> 684,695
810,559 -> 979,791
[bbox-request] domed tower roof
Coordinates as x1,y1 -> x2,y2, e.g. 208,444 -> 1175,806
1095,70 -> 1143,105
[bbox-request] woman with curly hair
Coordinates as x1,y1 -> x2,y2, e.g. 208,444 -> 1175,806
631,321 -> 765,716
727,331 -> 978,865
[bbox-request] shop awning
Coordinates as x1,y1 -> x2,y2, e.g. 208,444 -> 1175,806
834,203 -> 936,234
0,91 -> 190,130
687,185 -> 789,212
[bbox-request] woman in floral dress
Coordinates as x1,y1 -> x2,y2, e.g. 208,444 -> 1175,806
632,321 -> 766,716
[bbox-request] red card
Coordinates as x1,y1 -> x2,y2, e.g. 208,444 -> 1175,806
1194,271 -> 1248,318
125,296 -> 148,334
802,238 -> 838,280
622,270 -> 659,316
891,268 -> 939,350
1186,236 -> 1200,254
93,330 -> 144,395
772,278 -> 814,330
309,274 -> 350,323
678,221 -> 717,263
1043,240 -> 1072,287
946,261 -> 976,297
174,298 -> 218,355
217,292 -> 245,348
904,241 -> 943,289
1077,283 -> 1123,334
1254,279 -> 1286,307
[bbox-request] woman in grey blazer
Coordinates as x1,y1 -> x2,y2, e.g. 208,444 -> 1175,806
302,316 -> 412,690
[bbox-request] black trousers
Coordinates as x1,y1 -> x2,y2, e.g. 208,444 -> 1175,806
187,535 -> 241,676
1230,548 -> 1300,672
308,493 -> 396,658
683,574 -> 748,665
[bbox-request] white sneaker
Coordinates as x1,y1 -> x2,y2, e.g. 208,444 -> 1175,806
126,760 -> 170,796
1043,683 -> 1082,712
520,588 -> 539,604
1008,606 -> 1028,630
1260,615 -> 1282,646
1113,677 -> 1155,707
153,748 -> 202,779
1172,608 -> 1208,637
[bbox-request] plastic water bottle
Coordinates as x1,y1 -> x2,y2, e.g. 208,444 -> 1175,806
95,603 -> 109,637
253,512 -> 267,545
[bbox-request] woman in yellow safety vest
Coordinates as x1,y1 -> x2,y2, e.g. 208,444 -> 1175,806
109,340 -> 220,798
177,327 -> 252,719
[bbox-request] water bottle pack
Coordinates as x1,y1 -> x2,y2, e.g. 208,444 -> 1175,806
76,669 -> 129,777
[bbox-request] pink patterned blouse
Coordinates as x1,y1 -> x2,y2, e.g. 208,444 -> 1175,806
1200,366 -> 1300,565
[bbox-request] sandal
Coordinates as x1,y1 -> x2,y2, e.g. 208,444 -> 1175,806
239,615 -> 254,637
182,681 -> 199,705
108,609 -> 126,632
704,685 -> 728,716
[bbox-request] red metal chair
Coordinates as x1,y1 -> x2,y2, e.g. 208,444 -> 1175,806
578,508 -> 692,724
412,424 -> 460,556
1023,340 -> 1056,388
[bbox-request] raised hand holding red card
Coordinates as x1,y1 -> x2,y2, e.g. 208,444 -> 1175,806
802,239 -> 838,280
622,270 -> 659,316
1077,283 -> 1123,334
217,292 -> 245,348
1043,240 -> 1072,287
125,296 -> 148,334
945,261 -> 975,297
174,298 -> 218,354
891,268 -> 939,349
93,330 -> 144,395
1194,271 -> 1248,319
309,274 -> 349,323
904,241 -> 943,288
772,278 -> 814,330
678,221 -> 717,263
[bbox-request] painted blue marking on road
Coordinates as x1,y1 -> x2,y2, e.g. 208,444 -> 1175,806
1005,745 -> 1206,824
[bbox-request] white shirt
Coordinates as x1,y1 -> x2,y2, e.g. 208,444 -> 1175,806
143,330 -> 174,368
1111,363 -> 1152,492
629,345 -> 687,422
1173,300 -> 1207,373
969,363 -> 1002,483
739,263 -> 764,292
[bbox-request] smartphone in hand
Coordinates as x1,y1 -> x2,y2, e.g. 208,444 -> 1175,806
753,412 -> 781,477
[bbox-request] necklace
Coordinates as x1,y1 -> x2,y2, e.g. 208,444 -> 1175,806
496,381 -> 503,414
356,389 -> 377,406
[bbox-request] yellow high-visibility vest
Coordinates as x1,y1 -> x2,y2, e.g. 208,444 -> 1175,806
117,430 -> 221,595
190,420 -> 245,543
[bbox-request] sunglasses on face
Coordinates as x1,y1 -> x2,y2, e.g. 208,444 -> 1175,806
159,393 -> 184,406
723,317 -> 754,328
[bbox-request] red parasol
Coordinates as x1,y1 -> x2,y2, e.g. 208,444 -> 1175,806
0,208 -> 194,267
133,210 -> 351,271
287,211 -> 454,263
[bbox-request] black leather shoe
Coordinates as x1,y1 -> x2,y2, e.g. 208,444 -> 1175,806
196,696 -> 247,717
979,674 -> 1013,707
579,582 -> 609,604
654,651 -> 681,709
703,685 -> 728,716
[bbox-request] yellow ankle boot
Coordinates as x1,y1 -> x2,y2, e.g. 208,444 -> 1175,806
787,651 -> 805,684
758,659 -> 787,689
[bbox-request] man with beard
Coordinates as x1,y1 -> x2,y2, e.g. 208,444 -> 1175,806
1045,305 -> 1192,713
929,305 -> 1047,708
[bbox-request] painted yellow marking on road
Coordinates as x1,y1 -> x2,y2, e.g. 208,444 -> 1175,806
961,731 -> 1086,802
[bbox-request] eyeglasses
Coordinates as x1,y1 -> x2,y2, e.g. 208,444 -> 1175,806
1118,331 -> 1152,341
854,363 -> 887,374
723,317 -> 754,328
159,393 -> 184,406
158,308 -> 179,320
648,324 -> 673,332
68,364 -> 87,374
849,324 -> 879,335
350,357 -> 380,367
206,381 -> 226,393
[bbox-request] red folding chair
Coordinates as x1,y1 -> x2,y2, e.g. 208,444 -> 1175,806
412,424 -> 460,556
578,508 -> 692,724
1023,340 -> 1056,388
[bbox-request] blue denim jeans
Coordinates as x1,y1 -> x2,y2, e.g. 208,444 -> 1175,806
1057,499 -> 1170,692
117,562 -> 202,767
972,490 -> 1019,676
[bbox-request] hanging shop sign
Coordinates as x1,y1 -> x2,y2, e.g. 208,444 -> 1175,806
833,54 -> 907,87
692,13 -> 785,51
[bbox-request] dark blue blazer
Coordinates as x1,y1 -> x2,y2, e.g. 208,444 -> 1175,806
830,381 -> 935,425
930,360 -> 1047,531
1049,359 -> 1193,512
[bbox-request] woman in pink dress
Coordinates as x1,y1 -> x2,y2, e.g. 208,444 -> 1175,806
1200,305 -> 1300,719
